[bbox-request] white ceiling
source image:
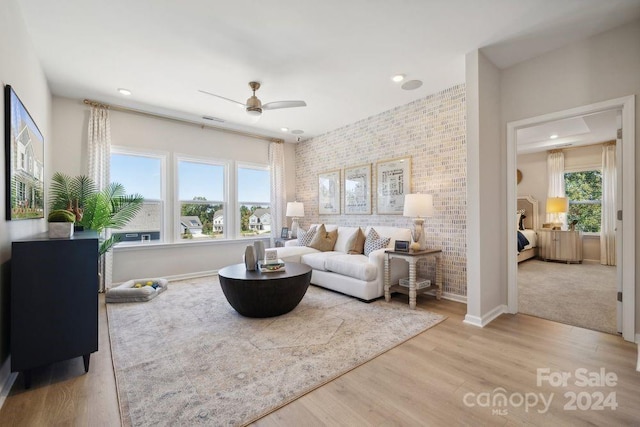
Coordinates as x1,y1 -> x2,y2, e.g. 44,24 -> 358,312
16,0 -> 640,143
517,110 -> 618,154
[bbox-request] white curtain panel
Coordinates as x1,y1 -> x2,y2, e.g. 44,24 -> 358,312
269,142 -> 287,240
546,151 -> 566,226
601,143 -> 616,266
87,105 -> 112,290
88,106 -> 111,190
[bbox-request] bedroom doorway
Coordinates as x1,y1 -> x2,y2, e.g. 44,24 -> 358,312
506,96 -> 635,342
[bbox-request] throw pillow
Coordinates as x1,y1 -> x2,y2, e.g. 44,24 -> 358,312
364,228 -> 391,256
346,227 -> 366,254
297,225 -> 317,246
308,224 -> 338,252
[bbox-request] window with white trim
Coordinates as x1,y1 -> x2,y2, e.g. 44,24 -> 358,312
564,169 -> 602,233
237,164 -> 270,238
177,158 -> 226,240
110,149 -> 166,243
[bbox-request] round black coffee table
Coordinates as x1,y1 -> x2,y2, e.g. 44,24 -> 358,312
218,262 -> 312,318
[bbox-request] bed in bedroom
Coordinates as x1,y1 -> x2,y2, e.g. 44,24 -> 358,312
517,195 -> 539,263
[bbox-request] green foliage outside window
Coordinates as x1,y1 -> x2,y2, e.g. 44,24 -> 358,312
564,170 -> 602,232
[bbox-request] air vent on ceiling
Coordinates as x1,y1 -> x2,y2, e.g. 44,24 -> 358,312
202,115 -> 225,123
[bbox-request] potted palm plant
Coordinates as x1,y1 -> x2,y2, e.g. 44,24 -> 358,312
49,172 -> 144,255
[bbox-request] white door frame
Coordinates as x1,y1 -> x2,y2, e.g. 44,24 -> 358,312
506,95 -> 635,342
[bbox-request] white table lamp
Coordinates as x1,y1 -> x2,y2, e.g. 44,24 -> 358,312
403,194 -> 433,251
286,201 -> 305,238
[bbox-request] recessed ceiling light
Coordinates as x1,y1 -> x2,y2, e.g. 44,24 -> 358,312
392,74 -> 405,83
401,80 -> 423,90
291,129 -> 304,135
550,134 -> 559,139
280,127 -> 289,132
118,88 -> 132,96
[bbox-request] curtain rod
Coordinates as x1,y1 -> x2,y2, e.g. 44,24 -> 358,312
547,140 -> 615,154
82,99 -> 284,144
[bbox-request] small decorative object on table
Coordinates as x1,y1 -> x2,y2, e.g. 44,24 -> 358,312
264,248 -> 278,263
253,241 -> 265,266
394,240 -> 410,252
47,209 -> 76,238
280,227 -> 289,238
258,259 -> 286,272
244,245 -> 256,271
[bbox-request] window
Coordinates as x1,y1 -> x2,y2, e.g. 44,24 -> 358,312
110,150 -> 165,242
177,159 -> 226,240
237,165 -> 271,238
564,170 -> 602,232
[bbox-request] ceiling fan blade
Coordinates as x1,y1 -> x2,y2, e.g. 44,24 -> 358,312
198,89 -> 246,107
262,100 -> 307,110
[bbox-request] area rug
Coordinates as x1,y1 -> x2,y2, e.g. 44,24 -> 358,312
107,276 -> 445,426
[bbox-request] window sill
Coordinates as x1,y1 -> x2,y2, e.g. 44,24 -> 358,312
113,236 -> 271,252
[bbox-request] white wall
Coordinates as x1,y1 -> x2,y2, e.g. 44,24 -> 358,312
52,97 -> 297,282
465,49 -> 504,325
0,0 -> 51,387
495,19 -> 640,330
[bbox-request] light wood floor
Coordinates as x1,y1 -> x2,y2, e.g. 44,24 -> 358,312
1,293 -> 639,426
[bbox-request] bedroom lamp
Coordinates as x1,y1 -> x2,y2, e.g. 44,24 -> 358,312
286,201 -> 305,238
403,194 -> 433,251
546,197 -> 568,230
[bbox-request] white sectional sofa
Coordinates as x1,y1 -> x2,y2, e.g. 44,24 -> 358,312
275,225 -> 411,301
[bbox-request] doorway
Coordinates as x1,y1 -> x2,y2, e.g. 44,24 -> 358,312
506,96 -> 635,342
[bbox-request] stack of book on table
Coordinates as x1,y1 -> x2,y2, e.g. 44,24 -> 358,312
258,259 -> 286,273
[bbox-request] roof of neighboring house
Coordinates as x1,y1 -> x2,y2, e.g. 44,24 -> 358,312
250,208 -> 270,218
180,216 -> 202,228
213,210 -> 224,219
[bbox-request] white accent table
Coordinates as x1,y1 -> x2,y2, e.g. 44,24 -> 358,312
384,249 -> 443,309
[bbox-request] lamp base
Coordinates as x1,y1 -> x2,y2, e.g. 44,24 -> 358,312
411,218 -> 427,251
291,218 -> 300,238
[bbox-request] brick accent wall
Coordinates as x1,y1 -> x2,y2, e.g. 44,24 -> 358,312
295,84 -> 467,296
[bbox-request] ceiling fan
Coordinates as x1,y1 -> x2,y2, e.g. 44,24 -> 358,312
199,82 -> 306,116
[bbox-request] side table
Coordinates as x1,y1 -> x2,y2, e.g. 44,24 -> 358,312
384,249 -> 443,309
274,237 -> 295,247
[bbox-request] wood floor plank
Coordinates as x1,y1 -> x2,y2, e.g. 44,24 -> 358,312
0,292 -> 638,426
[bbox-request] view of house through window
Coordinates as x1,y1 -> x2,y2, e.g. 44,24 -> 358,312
110,152 -> 164,243
564,170 -> 602,233
178,159 -> 225,240
238,165 -> 270,237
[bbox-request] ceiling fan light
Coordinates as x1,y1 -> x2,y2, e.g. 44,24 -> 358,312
246,107 -> 262,116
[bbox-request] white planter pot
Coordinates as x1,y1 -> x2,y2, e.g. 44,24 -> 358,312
48,222 -> 74,239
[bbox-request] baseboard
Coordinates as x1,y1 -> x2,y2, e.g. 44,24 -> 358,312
0,357 -> 17,411
111,270 -> 219,286
463,304 -> 508,328
424,290 -> 467,304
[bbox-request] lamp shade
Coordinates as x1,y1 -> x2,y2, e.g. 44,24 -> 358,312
403,194 -> 433,217
546,197 -> 568,213
286,201 -> 305,217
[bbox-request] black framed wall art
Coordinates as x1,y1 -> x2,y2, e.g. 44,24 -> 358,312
5,84 -> 45,220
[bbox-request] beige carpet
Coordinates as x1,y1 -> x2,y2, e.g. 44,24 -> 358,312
518,259 -> 617,334
107,276 -> 445,426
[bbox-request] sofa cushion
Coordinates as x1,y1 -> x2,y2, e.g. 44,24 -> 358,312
364,228 -> 391,256
346,227 -> 366,254
300,251 -> 341,271
297,225 -> 317,246
332,226 -> 358,253
308,224 -> 338,251
325,254 -> 377,281
276,246 -> 319,263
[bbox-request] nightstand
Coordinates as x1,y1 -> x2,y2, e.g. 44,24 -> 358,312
537,229 -> 583,263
